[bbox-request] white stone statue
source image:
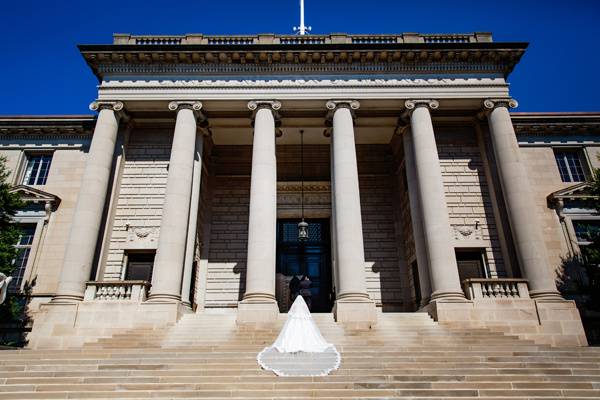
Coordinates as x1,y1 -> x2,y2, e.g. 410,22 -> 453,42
257,296 -> 341,376
0,273 -> 12,305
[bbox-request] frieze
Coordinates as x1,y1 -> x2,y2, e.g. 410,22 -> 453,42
94,61 -> 509,77
100,78 -> 507,89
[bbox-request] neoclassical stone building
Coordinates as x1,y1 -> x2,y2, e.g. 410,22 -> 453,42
1,32 -> 598,348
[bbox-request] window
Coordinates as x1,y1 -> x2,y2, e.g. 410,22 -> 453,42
554,150 -> 587,183
455,249 -> 488,282
125,252 -> 155,282
573,220 -> 600,245
411,261 -> 421,308
10,224 -> 36,292
22,154 -> 52,185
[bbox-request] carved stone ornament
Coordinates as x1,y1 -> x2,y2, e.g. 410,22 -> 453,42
247,100 -> 282,111
453,223 -> 483,241
404,99 -> 439,111
325,100 -> 360,125
483,98 -> 519,110
168,100 -> 203,112
168,101 -> 206,122
126,224 -> 159,243
89,100 -> 124,112
101,78 -> 508,91
325,100 -> 360,111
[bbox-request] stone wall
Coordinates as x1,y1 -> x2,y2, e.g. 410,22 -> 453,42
519,145 -> 571,281
436,128 -> 505,278
102,129 -> 171,280
357,145 -> 406,311
0,138 -> 90,297
204,176 -> 250,308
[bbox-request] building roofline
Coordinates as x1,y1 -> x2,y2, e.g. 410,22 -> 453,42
0,115 -> 95,121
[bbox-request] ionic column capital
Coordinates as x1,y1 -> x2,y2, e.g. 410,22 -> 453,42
483,97 -> 519,110
326,100 -> 360,111
247,100 -> 281,112
478,98 -> 518,119
325,99 -> 360,121
247,100 -> 281,129
168,101 -> 206,121
399,100 -> 438,125
404,99 -> 439,113
89,100 -> 128,121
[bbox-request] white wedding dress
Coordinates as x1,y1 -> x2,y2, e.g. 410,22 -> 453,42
0,273 -> 12,305
257,296 -> 341,376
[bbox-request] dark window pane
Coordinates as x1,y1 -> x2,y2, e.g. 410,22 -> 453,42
574,221 -> 600,243
23,154 -> 53,185
126,252 -> 155,281
554,150 -> 586,183
455,250 -> 486,282
10,224 -> 37,292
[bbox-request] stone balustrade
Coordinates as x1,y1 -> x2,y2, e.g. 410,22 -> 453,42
462,278 -> 530,300
84,281 -> 151,302
113,32 -> 492,45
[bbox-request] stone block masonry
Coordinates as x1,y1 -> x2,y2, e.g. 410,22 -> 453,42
103,129 -> 172,280
205,176 -> 250,308
436,128 -> 505,278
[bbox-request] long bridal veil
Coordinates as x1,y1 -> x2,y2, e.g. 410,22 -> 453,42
257,296 -> 341,376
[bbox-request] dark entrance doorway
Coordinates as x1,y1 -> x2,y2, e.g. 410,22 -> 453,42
276,219 -> 333,313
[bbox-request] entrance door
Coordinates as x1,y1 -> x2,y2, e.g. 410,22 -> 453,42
276,219 -> 333,313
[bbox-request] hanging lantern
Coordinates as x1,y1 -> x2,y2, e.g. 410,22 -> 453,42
298,219 -> 309,242
297,129 -> 309,241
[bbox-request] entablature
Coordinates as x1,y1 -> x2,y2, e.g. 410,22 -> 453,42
79,32 -> 526,81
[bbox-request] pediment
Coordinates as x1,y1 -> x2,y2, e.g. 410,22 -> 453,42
9,185 -> 61,210
548,182 -> 596,203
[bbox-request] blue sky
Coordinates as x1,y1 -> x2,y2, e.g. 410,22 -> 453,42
0,0 -> 599,115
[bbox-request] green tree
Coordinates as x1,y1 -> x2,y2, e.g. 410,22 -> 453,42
0,157 -> 23,277
0,156 -> 24,328
579,168 -> 600,311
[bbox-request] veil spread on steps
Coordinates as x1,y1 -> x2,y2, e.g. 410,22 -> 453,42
257,296 -> 341,376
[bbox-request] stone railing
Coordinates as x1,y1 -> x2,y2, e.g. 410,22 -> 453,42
113,32 -> 492,45
84,281 -> 151,302
462,278 -> 530,300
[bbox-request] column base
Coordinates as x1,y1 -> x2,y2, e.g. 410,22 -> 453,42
333,297 -> 377,329
146,293 -> 182,303
430,290 -> 466,302
51,294 -> 84,303
236,299 -> 279,327
529,289 -> 564,301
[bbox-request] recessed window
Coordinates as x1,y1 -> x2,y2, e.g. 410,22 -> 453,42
554,150 -> 587,183
10,224 -> 36,292
22,154 -> 52,185
411,261 -> 421,308
573,220 -> 600,245
455,249 -> 488,282
125,252 -> 155,282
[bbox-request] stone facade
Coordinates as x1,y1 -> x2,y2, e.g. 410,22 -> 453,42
0,32 -> 597,347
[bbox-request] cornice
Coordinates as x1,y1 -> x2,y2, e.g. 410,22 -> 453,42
80,43 -> 526,81
513,118 -> 600,136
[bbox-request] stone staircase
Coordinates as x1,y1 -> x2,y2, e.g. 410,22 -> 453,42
0,312 -> 599,398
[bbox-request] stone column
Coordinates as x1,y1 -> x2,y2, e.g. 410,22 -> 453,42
237,100 -> 281,325
180,133 -> 204,307
483,99 -> 561,299
326,100 -> 376,328
53,101 -> 125,302
402,128 -> 432,307
405,100 -> 464,301
148,101 -> 203,302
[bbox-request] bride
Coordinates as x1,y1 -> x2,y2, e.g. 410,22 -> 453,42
257,295 -> 341,376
